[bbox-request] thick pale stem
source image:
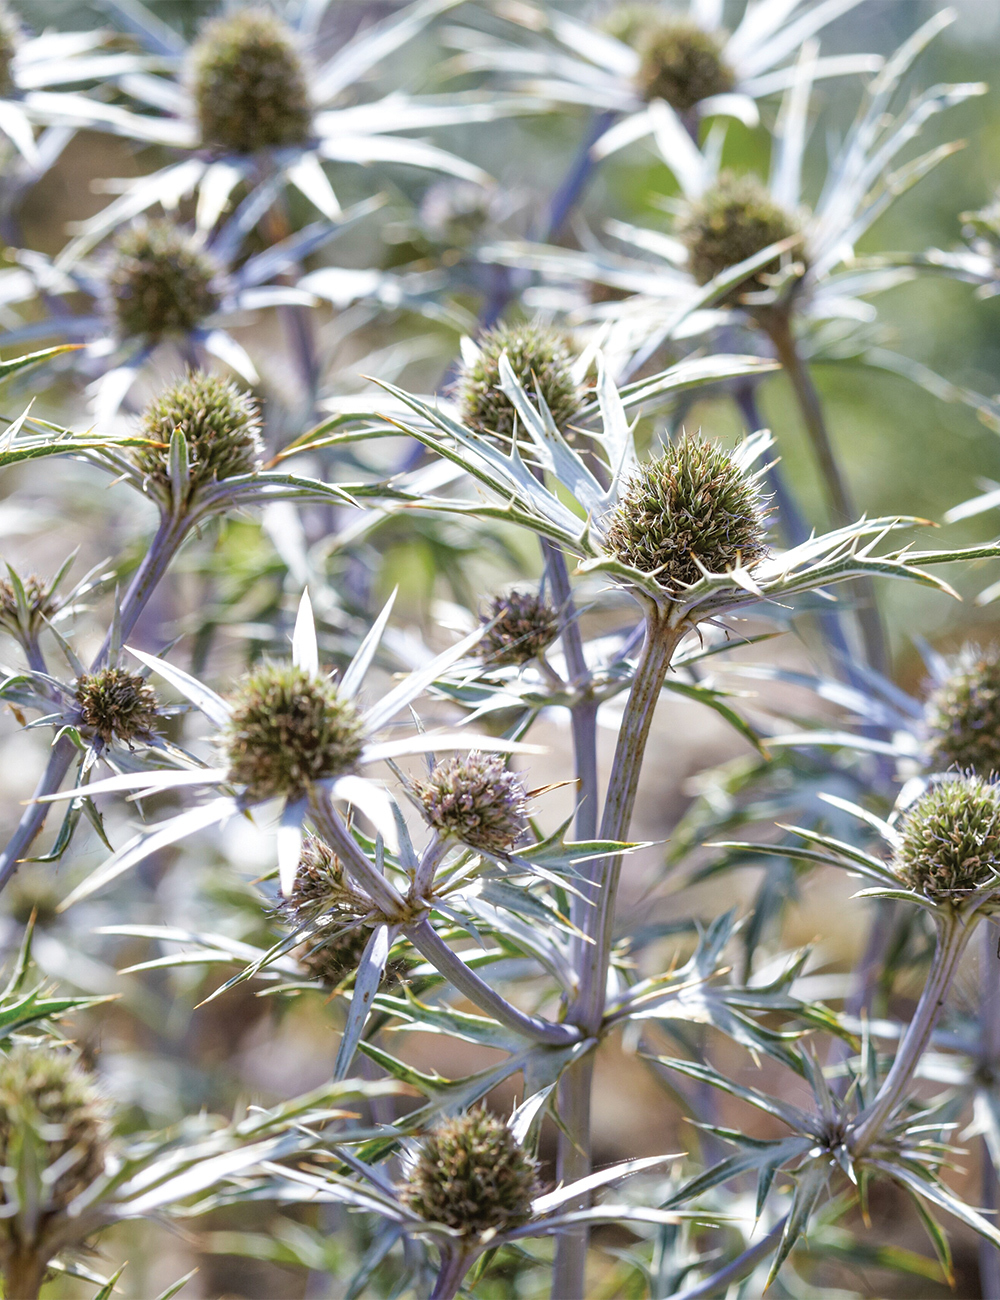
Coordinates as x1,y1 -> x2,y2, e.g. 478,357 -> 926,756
980,925 -> 1000,1298
552,1051 -> 594,1299
407,918 -> 580,1047
430,1248 -> 475,1300
309,788 -> 407,920
3,1249 -> 48,1300
761,310 -> 887,675
851,909 -> 978,1156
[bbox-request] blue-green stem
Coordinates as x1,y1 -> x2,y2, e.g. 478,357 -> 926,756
980,924 -> 1000,1298
430,1247 -> 475,1300
672,1215 -> 788,1299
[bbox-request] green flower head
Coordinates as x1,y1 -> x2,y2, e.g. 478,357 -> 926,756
411,752 -> 529,854
895,774 -> 1000,902
400,1109 -> 538,1235
925,646 -> 1000,777
629,14 -> 734,112
604,433 -> 769,592
454,322 -> 583,443
75,667 -> 160,747
480,590 -> 559,667
191,8 -> 312,154
108,219 -> 221,340
223,663 -> 365,802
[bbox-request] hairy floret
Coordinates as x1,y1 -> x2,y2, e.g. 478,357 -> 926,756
108,220 -> 221,340
925,646 -> 1000,776
677,172 -> 799,301
191,9 -> 312,154
75,667 -> 159,746
132,371 -> 263,495
0,1045 -> 111,1229
454,322 -> 583,442
411,752 -> 528,854
894,775 -> 1000,901
224,663 -> 364,801
604,433 -> 768,591
481,590 -> 559,667
400,1109 -> 538,1235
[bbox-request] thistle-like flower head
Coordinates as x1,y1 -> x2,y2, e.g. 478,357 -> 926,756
628,14 -> 734,113
400,1109 -> 538,1235
411,752 -> 528,854
894,775 -> 1000,902
677,171 -> 799,301
0,1 -> 21,99
480,590 -> 559,667
0,573 -> 59,637
223,663 -> 365,802
132,371 -> 263,497
455,323 -> 583,442
281,833 -> 359,925
190,8 -> 313,154
604,433 -> 769,591
0,1045 -> 111,1234
75,667 -> 160,747
108,220 -> 221,341
925,646 -> 1000,777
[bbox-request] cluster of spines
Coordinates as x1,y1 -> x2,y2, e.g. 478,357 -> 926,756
74,666 -> 159,747
411,752 -> 529,854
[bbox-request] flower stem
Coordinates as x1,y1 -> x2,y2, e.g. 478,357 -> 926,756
671,1215 -> 788,1300
979,924 -> 1000,1298
309,788 -> 407,920
3,1248 -> 48,1300
430,1248 -> 475,1300
850,908 -> 978,1156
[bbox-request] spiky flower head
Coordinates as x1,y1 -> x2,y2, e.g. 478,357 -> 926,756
454,322 -> 583,443
75,667 -> 159,747
281,833 -> 361,926
677,171 -> 800,302
132,371 -> 263,497
400,1109 -> 538,1235
411,752 -> 528,854
191,8 -> 312,155
223,663 -> 364,802
0,1 -> 20,98
0,573 -> 58,637
627,14 -> 734,112
480,590 -> 559,667
0,1045 -> 111,1233
604,433 -> 769,592
108,220 -> 221,340
925,646 -> 1000,777
894,774 -> 1000,902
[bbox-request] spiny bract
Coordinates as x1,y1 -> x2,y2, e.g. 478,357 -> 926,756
223,663 -> 365,801
480,590 -> 559,667
75,667 -> 159,747
133,371 -> 263,496
604,433 -> 769,591
677,171 -> 800,301
400,1109 -> 539,1235
0,1045 -> 111,1225
0,574 -> 58,635
925,646 -> 1000,776
191,8 -> 312,154
454,322 -> 583,443
411,752 -> 529,854
108,220 -> 221,340
895,774 -> 1000,901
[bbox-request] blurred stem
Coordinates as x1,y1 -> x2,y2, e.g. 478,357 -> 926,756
980,924 -> 1000,1299
553,1052 -> 594,1300
430,1248 -> 475,1300
760,308 -> 887,675
3,1249 -> 46,1300
733,382 -> 810,548
670,1216 -> 788,1300
851,909 -> 978,1156
0,510 -> 191,895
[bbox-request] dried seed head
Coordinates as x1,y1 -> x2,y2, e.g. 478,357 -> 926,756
411,752 -> 528,854
108,220 -> 221,340
604,433 -> 768,591
400,1109 -> 538,1235
0,1045 -> 111,1231
0,2 -> 21,98
224,663 -> 365,801
480,590 -> 559,667
75,667 -> 159,747
925,646 -> 1000,777
133,371 -> 263,495
677,171 -> 799,302
191,8 -> 312,154
632,16 -> 734,112
454,322 -> 583,442
894,774 -> 1000,901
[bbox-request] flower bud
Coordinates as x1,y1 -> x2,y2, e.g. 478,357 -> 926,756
604,433 -> 768,591
894,774 -> 1000,902
75,666 -> 159,747
480,590 -> 559,667
454,323 -> 583,443
223,663 -> 364,802
191,9 -> 312,154
925,646 -> 1000,777
411,752 -> 528,854
400,1109 -> 538,1235
0,574 -> 58,638
132,371 -> 263,495
677,172 -> 799,301
108,220 -> 221,341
